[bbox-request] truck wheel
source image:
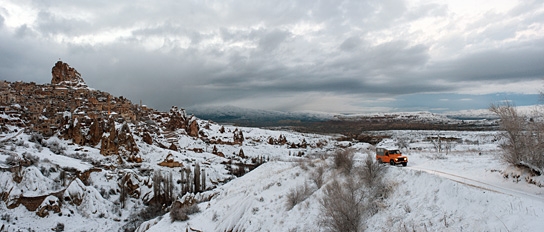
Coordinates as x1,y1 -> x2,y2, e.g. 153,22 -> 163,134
402,162 -> 407,167
390,160 -> 395,165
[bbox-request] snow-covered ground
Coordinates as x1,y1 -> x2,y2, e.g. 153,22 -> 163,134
146,130 -> 544,232
2,125 -> 544,231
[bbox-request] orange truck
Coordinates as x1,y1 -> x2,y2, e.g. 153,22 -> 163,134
376,147 -> 408,166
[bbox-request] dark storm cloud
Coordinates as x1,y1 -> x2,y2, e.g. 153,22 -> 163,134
1,0 -> 543,113
426,42 -> 544,84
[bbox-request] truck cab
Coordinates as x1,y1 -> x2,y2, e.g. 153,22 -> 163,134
376,147 -> 408,166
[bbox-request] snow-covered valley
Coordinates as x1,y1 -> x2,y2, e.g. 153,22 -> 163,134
145,130 -> 544,232
3,123 -> 543,232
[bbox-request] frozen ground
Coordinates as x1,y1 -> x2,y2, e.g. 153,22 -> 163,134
147,130 -> 544,232
2,126 -> 544,231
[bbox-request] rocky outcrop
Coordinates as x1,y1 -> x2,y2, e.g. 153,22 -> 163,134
142,132 -> 153,145
100,119 -> 140,162
186,117 -> 200,137
233,128 -> 244,144
100,118 -> 118,156
62,120 -> 85,145
165,106 -> 187,131
36,196 -> 61,217
51,61 -> 86,87
116,123 -> 139,157
169,143 -> 178,151
87,118 -> 103,146
158,153 -> 183,168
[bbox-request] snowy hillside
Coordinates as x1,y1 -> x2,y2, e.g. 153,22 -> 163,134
0,119 -> 339,231
2,119 -> 544,231
145,131 -> 544,232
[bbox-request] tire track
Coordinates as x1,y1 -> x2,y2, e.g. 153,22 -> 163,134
406,166 -> 544,203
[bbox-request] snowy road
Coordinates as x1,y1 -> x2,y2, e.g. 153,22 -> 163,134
407,165 -> 544,203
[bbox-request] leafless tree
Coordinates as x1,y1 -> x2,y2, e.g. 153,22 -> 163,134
490,102 -> 544,174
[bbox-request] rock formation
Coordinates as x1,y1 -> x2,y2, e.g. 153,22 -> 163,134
142,132 -> 153,145
165,106 -> 187,131
51,61 -> 86,87
62,120 -> 85,145
186,117 -> 200,137
233,128 -> 244,144
100,119 -> 140,162
87,118 -> 103,146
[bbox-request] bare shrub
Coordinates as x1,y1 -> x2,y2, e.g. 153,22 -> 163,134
54,222 -> 64,232
47,141 -> 66,155
119,173 -> 128,208
170,201 -> 200,222
40,166 -> 50,177
296,158 -> 310,171
334,148 -> 355,174
29,133 -> 44,145
310,165 -> 325,189
15,139 -> 24,147
319,176 -> 365,232
490,103 -> 544,174
320,151 -> 392,232
5,153 -> 20,166
121,203 -> 166,232
359,154 -> 386,186
23,152 -> 39,165
395,137 -> 410,151
286,182 -> 312,210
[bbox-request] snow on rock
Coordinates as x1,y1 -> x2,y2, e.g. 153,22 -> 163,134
18,166 -> 57,197
63,178 -> 87,206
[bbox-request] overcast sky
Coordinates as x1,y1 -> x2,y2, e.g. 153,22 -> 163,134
1,0 -> 543,114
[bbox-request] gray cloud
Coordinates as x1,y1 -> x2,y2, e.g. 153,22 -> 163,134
0,0 -> 543,113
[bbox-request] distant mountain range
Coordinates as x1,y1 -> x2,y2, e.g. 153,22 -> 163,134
186,105 -> 502,128
186,105 -> 335,127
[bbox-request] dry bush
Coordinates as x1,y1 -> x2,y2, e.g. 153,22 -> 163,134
310,165 -> 325,189
320,151 -> 392,232
359,154 -> 386,186
5,153 -> 20,166
121,203 -> 166,232
295,157 -> 310,171
320,176 -> 365,232
334,148 -> 355,174
54,222 -> 64,232
170,201 -> 200,222
490,103 -> 544,174
286,182 -> 313,210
